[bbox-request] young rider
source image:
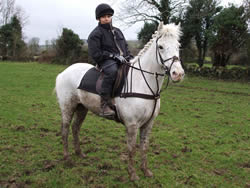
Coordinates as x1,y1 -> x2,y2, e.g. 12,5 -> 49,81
88,3 -> 133,117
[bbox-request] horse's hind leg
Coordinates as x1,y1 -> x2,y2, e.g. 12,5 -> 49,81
139,120 -> 154,177
61,106 -> 74,160
71,104 -> 88,158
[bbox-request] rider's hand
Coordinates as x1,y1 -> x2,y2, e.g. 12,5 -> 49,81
125,55 -> 134,62
112,54 -> 127,64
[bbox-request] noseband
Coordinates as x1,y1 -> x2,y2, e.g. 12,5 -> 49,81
156,36 -> 180,76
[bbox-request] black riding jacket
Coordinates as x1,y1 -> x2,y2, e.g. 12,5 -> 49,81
87,23 -> 133,66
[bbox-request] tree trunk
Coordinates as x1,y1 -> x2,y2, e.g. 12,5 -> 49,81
2,44 -> 8,57
195,34 -> 205,67
213,52 -> 230,67
202,39 -> 208,65
198,48 -> 203,67
12,35 -> 17,58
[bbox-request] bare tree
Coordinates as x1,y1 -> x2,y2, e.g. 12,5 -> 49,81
15,5 -> 28,27
0,0 -> 15,25
0,0 -> 28,26
114,0 -> 187,26
243,0 -> 250,28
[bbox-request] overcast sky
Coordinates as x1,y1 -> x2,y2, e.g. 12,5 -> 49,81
16,0 -> 243,45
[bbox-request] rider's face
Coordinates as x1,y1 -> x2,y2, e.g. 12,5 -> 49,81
99,15 -> 112,24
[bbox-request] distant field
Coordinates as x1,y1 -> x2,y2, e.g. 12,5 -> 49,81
0,62 -> 249,187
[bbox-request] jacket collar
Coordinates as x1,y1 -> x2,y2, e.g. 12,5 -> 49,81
98,22 -> 113,30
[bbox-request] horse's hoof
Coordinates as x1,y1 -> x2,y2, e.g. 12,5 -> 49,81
81,153 -> 87,158
63,158 -> 74,168
63,155 -> 70,160
130,173 -> 140,181
76,152 -> 87,158
144,169 -> 153,177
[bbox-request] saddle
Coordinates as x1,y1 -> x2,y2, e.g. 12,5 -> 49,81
78,63 -> 130,98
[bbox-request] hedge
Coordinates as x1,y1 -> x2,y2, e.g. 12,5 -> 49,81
185,64 -> 250,81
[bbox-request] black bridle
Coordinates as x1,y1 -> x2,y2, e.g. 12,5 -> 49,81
155,36 -> 180,76
124,36 -> 181,79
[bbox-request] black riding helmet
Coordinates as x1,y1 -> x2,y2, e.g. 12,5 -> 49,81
95,3 -> 114,20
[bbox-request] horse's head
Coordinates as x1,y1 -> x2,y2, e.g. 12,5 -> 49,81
155,22 -> 185,82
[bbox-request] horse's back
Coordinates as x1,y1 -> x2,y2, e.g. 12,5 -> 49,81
55,63 -> 94,105
56,63 -> 93,89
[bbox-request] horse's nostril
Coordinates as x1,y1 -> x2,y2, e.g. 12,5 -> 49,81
172,71 -> 177,76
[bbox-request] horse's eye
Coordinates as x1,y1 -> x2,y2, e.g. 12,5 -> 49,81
159,45 -> 163,49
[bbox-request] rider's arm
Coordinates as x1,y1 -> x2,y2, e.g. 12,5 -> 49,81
88,30 -> 113,65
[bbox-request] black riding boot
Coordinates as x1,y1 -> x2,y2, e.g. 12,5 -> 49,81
100,96 -> 115,117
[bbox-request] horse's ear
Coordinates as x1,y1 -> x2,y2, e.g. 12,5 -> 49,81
177,22 -> 181,29
157,21 -> 163,31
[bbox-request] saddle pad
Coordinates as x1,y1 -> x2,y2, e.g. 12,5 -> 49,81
77,67 -> 100,94
77,66 -> 128,97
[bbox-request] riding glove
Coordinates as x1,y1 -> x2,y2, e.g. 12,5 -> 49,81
112,54 -> 127,64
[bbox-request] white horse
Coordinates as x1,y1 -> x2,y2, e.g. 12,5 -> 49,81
55,22 -> 184,181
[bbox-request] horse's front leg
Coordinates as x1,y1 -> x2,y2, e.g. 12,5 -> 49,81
126,124 -> 139,181
139,120 -> 154,177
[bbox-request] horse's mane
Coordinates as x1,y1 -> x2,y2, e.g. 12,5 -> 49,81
131,23 -> 181,63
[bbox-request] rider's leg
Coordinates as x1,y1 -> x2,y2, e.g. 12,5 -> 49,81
99,60 -> 118,116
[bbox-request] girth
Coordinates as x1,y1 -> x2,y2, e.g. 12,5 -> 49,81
120,93 -> 160,100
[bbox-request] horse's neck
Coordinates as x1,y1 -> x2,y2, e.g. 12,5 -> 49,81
128,43 -> 165,94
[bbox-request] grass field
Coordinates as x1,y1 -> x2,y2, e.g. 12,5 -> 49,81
0,62 -> 249,188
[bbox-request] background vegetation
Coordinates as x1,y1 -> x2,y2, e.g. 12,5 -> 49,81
118,0 -> 250,69
0,0 -> 250,70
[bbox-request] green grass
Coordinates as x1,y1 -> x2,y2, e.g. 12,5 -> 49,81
205,56 -> 212,62
0,62 -> 249,187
